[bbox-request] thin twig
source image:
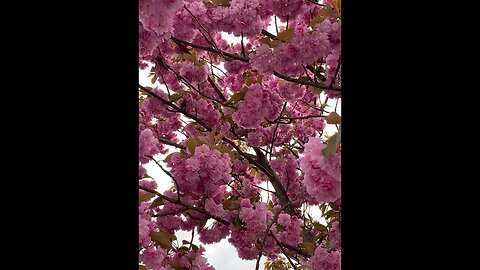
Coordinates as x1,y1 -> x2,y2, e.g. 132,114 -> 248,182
279,114 -> 327,121
241,32 -> 246,57
152,209 -> 187,217
269,102 -> 287,160
171,37 -> 249,62
255,210 -> 282,270
207,76 -> 227,102
146,155 -> 181,201
252,184 -> 276,194
261,29 -> 277,39
328,55 -> 342,89
184,5 -> 227,60
274,16 -> 279,35
156,137 -> 186,150
270,232 -> 299,269
157,70 -> 171,98
189,228 -> 195,250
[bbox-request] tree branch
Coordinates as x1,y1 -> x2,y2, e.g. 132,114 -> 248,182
152,209 -> 187,217
139,186 -> 230,226
273,71 -> 341,91
207,76 -> 227,102
183,5 -> 227,60
157,137 -> 186,150
270,232 -> 299,269
140,84 -> 294,215
171,37 -> 250,62
253,148 -> 294,215
146,155 -> 181,201
269,102 -> 287,160
170,38 -> 341,91
256,210 -> 282,270
329,54 -> 342,89
261,29 -> 277,39
241,32 -> 246,57
275,239 -> 311,258
139,84 -> 210,128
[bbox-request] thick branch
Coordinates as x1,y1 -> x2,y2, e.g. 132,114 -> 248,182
253,148 -> 294,215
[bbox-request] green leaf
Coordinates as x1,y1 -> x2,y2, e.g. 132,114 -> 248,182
300,242 -> 316,257
185,137 -> 199,155
325,240 -> 335,249
150,74 -> 157,85
150,231 -> 176,249
211,0 -> 230,7
139,265 -> 147,270
330,0 -> 341,13
163,152 -> 175,163
322,133 -> 339,159
310,16 -> 327,27
319,7 -> 334,17
171,263 -> 189,270
203,1 -> 217,8
325,112 -> 341,124
275,28 -> 294,42
312,222 -> 328,233
139,192 -> 156,202
150,197 -> 164,208
259,37 -> 273,45
223,198 -> 241,210
310,87 -> 323,94
208,127 -> 217,144
324,209 -> 337,219
224,89 -> 247,105
169,94 -> 182,102
214,131 -> 226,144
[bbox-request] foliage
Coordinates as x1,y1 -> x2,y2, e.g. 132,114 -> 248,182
139,0 -> 341,269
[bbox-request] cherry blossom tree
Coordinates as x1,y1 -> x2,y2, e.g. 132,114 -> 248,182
138,0 -> 341,269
